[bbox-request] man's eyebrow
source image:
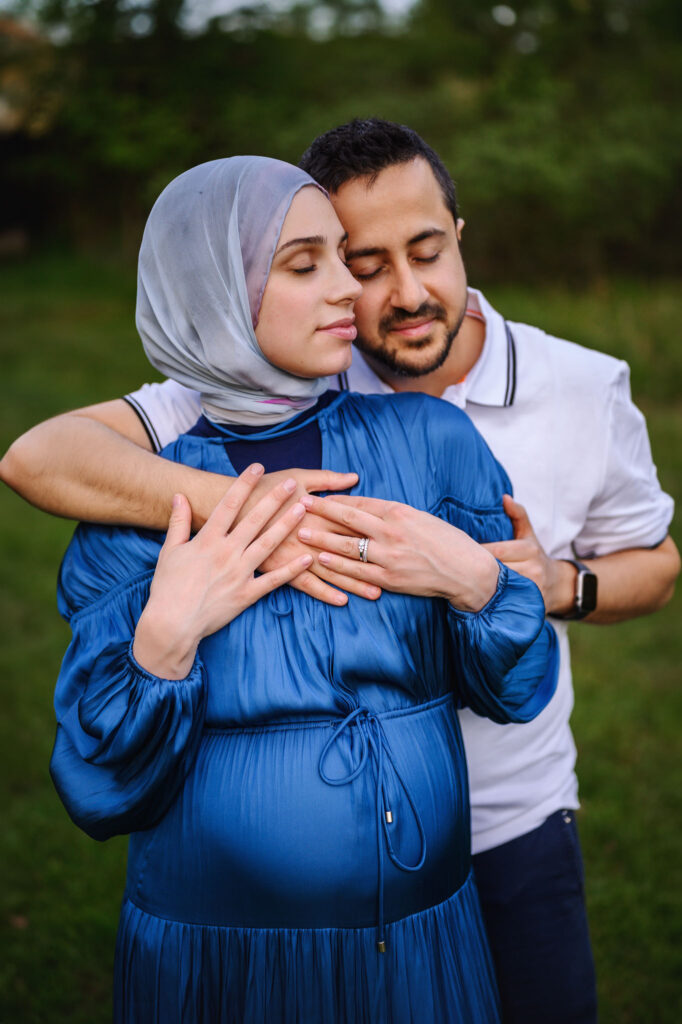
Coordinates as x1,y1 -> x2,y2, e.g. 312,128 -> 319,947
408,228 -> 447,246
345,228 -> 447,261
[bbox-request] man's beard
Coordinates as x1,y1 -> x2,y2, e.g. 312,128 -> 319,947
353,300 -> 467,379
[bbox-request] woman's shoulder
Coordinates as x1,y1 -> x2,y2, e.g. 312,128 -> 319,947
339,390 -> 473,435
57,522 -> 162,622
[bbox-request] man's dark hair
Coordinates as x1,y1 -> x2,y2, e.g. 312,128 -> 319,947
299,118 -> 459,223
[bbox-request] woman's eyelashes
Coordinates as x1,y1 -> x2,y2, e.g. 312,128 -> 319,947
292,265 -> 316,275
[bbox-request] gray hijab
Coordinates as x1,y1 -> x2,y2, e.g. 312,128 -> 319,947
136,156 -> 328,425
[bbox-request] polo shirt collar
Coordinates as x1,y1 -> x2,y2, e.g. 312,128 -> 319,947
463,289 -> 517,408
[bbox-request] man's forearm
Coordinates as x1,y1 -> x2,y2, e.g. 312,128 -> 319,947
551,536 -> 680,624
581,536 -> 680,623
1,412 -> 229,530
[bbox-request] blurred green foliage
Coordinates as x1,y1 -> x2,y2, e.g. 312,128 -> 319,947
1,0 -> 680,279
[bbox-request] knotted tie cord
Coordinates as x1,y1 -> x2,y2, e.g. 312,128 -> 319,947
318,707 -> 427,952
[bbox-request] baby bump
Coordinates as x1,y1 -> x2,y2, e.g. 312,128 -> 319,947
126,695 -> 471,929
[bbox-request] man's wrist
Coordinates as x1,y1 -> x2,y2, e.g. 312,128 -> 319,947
547,558 -> 580,616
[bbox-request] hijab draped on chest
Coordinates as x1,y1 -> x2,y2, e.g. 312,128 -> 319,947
136,156 -> 328,425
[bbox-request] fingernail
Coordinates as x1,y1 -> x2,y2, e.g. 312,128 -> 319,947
298,528 -> 312,540
366,586 -> 381,599
283,477 -> 297,493
292,503 -> 305,517
172,494 -> 182,509
319,552 -> 331,565
300,495 -> 314,508
249,463 -> 264,476
300,554 -> 313,566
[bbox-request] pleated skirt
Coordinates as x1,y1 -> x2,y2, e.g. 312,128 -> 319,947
114,870 -> 500,1023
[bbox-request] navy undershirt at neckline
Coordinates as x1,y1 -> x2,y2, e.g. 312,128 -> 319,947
186,390 -> 340,474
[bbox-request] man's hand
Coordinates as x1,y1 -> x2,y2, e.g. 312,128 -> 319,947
244,469 -> 382,607
296,494 -> 500,613
482,495 -> 574,615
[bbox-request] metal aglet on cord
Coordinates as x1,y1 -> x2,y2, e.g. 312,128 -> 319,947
318,706 -> 427,962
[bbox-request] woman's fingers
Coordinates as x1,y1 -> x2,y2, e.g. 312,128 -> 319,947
300,494 -> 382,536
202,463 -> 266,539
242,500 -> 308,569
298,525 -> 387,568
315,550 -> 386,585
231,477 -> 302,550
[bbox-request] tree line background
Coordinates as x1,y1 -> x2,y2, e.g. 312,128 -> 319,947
1,0 -> 681,281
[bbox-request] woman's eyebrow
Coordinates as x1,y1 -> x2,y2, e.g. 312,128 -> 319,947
275,235 -> 325,256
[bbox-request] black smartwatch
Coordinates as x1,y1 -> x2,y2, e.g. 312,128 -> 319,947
552,559 -> 598,620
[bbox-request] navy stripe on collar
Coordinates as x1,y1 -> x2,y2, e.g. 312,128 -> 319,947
503,323 -> 517,407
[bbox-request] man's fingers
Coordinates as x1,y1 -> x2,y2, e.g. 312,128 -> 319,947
251,554 -> 315,601
502,494 -> 534,540
203,464 -> 266,538
482,540 -> 526,562
163,493 -> 192,550
324,494 -> 392,516
288,569 -> 349,606
300,494 -> 382,535
302,469 -> 359,493
311,561 -> 382,600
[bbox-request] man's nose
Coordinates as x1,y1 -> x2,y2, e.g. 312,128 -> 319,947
390,266 -> 429,312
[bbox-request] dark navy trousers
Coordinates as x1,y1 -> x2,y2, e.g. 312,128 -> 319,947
472,809 -> 598,1024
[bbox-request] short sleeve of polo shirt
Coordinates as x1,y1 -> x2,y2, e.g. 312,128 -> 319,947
124,380 -> 202,452
574,364 -> 673,557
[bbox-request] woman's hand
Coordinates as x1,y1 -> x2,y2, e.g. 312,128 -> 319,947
297,494 -> 500,612
242,468 -> 382,607
133,464 -> 314,679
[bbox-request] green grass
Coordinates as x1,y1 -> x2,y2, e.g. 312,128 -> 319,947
1,256 -> 680,1022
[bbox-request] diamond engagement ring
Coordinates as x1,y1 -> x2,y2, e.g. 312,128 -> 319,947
358,537 -> 370,563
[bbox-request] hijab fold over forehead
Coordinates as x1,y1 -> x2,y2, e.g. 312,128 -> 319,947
136,157 -> 328,425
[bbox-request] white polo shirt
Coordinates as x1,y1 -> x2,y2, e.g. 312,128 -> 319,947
126,288 -> 673,854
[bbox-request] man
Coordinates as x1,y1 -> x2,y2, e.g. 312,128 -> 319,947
2,120 -> 678,1023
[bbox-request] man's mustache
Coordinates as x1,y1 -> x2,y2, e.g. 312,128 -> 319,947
379,302 -> 447,334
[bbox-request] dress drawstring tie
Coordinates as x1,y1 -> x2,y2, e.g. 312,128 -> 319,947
318,707 -> 427,952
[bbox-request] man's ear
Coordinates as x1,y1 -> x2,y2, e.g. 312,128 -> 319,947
456,218 -> 465,243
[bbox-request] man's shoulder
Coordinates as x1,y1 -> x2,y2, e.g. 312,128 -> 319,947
508,318 -> 628,397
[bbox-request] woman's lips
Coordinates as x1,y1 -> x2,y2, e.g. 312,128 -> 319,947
318,319 -> 357,340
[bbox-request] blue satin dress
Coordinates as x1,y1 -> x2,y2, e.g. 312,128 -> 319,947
50,391 -> 558,1024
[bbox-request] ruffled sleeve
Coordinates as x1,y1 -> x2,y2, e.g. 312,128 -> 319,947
405,395 -> 558,721
447,564 -> 558,723
50,527 -> 207,841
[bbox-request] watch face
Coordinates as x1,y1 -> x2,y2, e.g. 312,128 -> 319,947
578,571 -> 598,612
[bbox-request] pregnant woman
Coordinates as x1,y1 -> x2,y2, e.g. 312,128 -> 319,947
50,156 -> 557,1023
